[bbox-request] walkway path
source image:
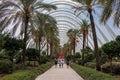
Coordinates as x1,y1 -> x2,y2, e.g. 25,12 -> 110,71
35,64 -> 84,80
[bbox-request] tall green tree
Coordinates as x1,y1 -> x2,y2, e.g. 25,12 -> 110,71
80,19 -> 90,65
44,21 -> 58,56
73,0 -> 101,71
101,41 -> 119,74
67,29 -> 79,54
0,0 -> 56,64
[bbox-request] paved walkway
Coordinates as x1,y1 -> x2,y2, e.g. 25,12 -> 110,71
35,64 -> 84,80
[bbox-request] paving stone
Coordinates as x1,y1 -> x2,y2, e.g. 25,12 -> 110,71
35,64 -> 84,80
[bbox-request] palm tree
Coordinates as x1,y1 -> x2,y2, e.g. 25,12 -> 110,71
44,22 -> 58,56
73,0 -> 101,71
67,29 -> 79,54
80,19 -> 90,65
99,0 -> 120,26
52,36 -> 60,56
0,0 -> 56,64
31,13 -> 57,61
63,43 -> 70,55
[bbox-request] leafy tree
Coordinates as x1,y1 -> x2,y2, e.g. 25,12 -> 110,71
99,48 -> 107,65
74,52 -> 81,58
3,35 -> 24,62
81,46 -> 94,64
26,48 -> 39,61
101,41 -> 120,73
116,35 -> 120,42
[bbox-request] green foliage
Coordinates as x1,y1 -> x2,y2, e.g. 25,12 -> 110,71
81,46 -> 94,64
70,63 -> 117,80
0,59 -> 12,73
1,35 -> 25,61
41,51 -> 46,56
26,48 -> 39,61
102,41 -> 120,58
65,54 -> 72,60
40,55 -> 49,64
0,62 -> 53,80
98,47 -> 108,65
102,62 -> 120,74
74,52 -> 81,58
85,62 -> 96,69
84,54 -> 95,63
3,35 -> 24,51
116,35 -> 120,42
77,59 -> 82,64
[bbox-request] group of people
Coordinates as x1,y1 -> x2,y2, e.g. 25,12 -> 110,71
54,58 -> 70,68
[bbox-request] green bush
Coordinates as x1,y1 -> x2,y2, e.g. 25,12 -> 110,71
102,62 -> 120,74
40,56 -> 48,64
85,62 -> 96,69
77,59 -> 82,65
70,63 -> 117,80
0,59 -> 12,73
0,62 -> 53,80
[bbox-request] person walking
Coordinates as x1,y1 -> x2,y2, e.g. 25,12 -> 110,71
61,59 -> 64,68
58,59 -> 62,68
54,58 -> 58,68
66,59 -> 70,68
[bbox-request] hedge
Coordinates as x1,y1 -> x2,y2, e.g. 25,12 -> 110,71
101,62 -> 120,74
0,59 -> 12,73
70,63 -> 117,80
0,62 -> 53,80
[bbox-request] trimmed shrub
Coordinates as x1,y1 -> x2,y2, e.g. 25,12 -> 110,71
0,62 -> 53,80
40,56 -> 48,64
85,62 -> 96,69
70,63 -> 117,80
102,62 -> 120,74
0,59 -> 12,73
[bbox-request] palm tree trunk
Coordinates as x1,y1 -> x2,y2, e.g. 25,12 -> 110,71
73,39 -> 76,54
109,56 -> 112,75
88,9 -> 101,71
50,42 -> 53,56
38,37 -> 41,63
23,13 -> 29,65
47,42 -> 49,56
82,32 -> 86,65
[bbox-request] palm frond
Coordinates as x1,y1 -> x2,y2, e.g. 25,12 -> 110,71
0,15 -> 14,31
100,0 -> 113,24
114,1 -> 120,26
12,22 -> 20,36
0,1 -> 23,12
34,2 -> 57,10
73,0 -> 93,5
13,11 -> 22,23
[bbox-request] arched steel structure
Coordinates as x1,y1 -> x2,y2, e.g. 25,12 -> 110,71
43,0 -> 120,51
